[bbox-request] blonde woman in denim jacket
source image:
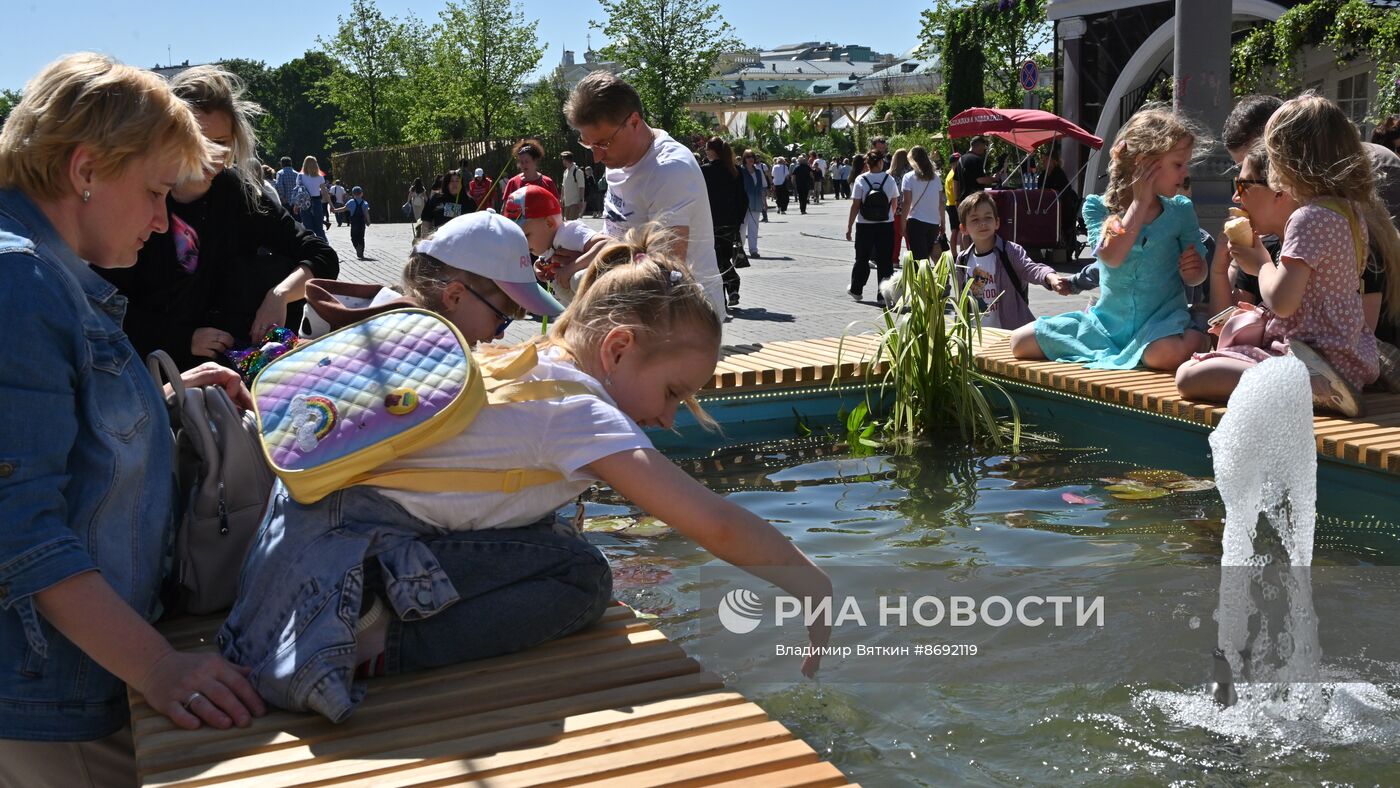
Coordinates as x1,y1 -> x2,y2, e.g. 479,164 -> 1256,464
0,54 -> 264,786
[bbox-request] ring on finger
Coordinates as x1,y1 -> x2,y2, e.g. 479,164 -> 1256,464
182,690 -> 205,710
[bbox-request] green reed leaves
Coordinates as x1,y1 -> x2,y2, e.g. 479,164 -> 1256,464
844,250 -> 1021,451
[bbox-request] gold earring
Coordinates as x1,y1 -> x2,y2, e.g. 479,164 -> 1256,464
82,190 -> 90,203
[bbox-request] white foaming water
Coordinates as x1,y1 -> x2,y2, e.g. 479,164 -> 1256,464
1141,355 -> 1400,748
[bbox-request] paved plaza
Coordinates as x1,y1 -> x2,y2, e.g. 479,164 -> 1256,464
323,198 -> 1095,348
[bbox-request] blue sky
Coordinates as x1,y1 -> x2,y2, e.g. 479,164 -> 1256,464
3,0 -> 926,92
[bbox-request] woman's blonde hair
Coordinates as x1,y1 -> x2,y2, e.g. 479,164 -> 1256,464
302,156 -> 319,176
1104,103 -> 1210,214
548,223 -> 722,428
168,64 -> 267,211
0,53 -> 216,199
888,148 -> 911,181
909,145 -> 936,181
1265,93 -> 1400,321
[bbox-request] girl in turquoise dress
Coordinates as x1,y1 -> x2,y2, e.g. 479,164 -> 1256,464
1010,107 -> 1209,370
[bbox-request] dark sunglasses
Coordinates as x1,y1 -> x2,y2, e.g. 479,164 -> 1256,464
1233,177 -> 1269,199
464,283 -> 514,336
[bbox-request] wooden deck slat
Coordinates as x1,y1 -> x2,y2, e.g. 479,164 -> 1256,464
133,605 -> 852,787
696,334 -> 1399,476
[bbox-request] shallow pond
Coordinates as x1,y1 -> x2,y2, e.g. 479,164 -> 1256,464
584,417 -> 1400,786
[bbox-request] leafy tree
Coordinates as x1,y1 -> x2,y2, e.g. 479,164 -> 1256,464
919,0 -> 1050,111
592,0 -> 744,134
0,88 -> 22,129
221,54 -> 349,166
521,71 -> 574,139
873,93 -> 948,122
434,0 -> 543,143
319,0 -> 413,148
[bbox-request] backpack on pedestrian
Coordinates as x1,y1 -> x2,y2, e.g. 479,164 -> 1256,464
859,174 -> 892,221
290,179 -> 314,214
147,351 -> 276,615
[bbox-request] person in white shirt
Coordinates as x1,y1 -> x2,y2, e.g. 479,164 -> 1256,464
845,150 -> 901,305
296,155 -> 328,241
559,151 -> 586,220
898,145 -> 944,261
560,72 -> 726,321
813,155 -> 828,203
771,157 -> 791,214
329,180 -> 348,226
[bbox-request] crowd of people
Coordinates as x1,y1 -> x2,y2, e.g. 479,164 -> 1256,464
0,57 -> 828,786
4,44 -> 1400,787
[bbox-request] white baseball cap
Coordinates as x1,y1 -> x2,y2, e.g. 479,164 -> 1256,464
416,212 -> 564,317
473,168 -> 485,178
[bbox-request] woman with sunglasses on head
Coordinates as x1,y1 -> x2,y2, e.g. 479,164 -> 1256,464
98,65 -> 339,371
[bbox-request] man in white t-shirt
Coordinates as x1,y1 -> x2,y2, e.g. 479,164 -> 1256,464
329,180 -> 348,226
559,151 -> 585,221
562,72 -> 726,321
844,150 -> 901,305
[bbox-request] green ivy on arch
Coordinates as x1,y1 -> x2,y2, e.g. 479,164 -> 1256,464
1231,0 -> 1400,122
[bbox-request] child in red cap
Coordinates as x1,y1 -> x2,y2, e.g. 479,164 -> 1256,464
502,184 -> 607,305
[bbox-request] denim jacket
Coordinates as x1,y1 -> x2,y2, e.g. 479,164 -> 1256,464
0,189 -> 175,741
219,485 -> 462,722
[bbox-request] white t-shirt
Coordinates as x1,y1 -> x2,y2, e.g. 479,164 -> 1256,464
968,249 -> 1003,327
604,129 -> 724,318
900,171 -> 944,226
298,173 -> 326,198
539,220 -> 602,305
851,172 -> 900,223
771,163 -> 789,186
330,184 -> 347,203
377,346 -> 652,531
561,164 -> 584,206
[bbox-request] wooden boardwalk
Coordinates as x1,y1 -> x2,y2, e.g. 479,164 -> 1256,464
132,605 -> 854,787
706,331 -> 1400,476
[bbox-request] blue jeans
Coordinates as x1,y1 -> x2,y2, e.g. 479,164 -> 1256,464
388,523 -> 612,674
300,198 -> 327,241
221,485 -> 611,720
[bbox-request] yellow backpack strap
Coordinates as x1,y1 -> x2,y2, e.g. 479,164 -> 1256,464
351,345 -> 596,495
1314,198 -> 1367,277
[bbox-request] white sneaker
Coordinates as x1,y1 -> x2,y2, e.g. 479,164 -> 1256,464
1291,339 -> 1362,417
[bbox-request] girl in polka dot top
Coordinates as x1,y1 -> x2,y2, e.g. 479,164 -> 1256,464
1177,94 -> 1400,417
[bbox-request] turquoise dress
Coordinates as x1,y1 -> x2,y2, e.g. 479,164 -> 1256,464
1034,194 -> 1204,369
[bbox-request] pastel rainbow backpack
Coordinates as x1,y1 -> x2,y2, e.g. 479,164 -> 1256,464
252,308 -> 589,504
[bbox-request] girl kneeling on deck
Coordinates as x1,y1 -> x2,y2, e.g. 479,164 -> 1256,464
1175,94 -> 1394,417
220,225 -> 833,722
1009,106 -> 1210,371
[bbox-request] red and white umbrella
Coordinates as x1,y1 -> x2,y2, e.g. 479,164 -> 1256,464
947,107 -> 1103,153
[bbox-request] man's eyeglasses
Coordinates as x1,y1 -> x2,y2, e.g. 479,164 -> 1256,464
580,113 -> 635,151
1234,177 -> 1269,199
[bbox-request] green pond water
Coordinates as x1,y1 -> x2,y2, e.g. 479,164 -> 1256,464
582,415 -> 1400,786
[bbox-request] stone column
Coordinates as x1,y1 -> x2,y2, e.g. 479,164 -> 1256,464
1057,16 -> 1088,195
1174,0 -> 1234,230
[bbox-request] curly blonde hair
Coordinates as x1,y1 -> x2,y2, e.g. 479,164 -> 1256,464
1103,103 -> 1211,214
1265,93 -> 1400,321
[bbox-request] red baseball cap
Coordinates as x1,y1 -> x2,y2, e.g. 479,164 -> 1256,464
501,184 -> 561,222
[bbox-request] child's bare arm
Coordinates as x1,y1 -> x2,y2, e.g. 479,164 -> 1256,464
1258,256 -> 1312,318
590,448 -> 833,676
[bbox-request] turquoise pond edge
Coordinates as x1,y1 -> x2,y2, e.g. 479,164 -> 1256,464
653,379 -> 1399,536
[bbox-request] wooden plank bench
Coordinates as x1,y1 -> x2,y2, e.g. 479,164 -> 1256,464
131,604 -> 854,787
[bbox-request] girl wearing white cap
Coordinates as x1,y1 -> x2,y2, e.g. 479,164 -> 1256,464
300,211 -> 563,345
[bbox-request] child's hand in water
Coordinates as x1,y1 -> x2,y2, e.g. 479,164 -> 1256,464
1178,245 -> 1207,286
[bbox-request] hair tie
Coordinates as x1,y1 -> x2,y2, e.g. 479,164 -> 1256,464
669,270 -> 682,284
633,252 -> 648,263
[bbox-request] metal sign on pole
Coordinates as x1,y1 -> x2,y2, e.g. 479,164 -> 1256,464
1018,60 -> 1039,92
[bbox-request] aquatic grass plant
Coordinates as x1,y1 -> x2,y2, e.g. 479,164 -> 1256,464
841,250 -> 1021,451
